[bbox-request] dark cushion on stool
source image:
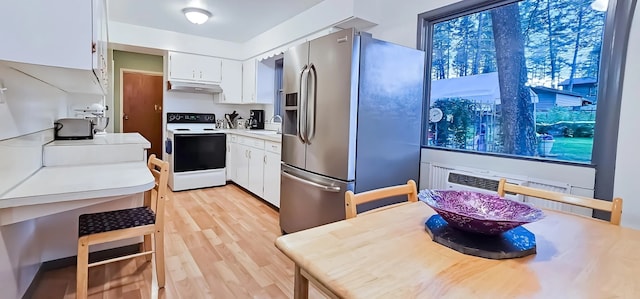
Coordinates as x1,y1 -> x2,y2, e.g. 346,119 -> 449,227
79,207 -> 156,237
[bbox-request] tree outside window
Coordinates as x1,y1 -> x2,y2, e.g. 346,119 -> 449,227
424,0 -> 605,163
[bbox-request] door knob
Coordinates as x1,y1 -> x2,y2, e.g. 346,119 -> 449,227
123,114 -> 129,120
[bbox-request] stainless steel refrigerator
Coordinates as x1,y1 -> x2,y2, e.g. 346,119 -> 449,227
279,28 -> 425,233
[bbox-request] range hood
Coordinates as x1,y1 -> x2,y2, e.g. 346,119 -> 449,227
168,81 -> 223,94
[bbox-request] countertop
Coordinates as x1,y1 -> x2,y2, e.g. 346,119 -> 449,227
0,161 -> 154,209
46,133 -> 151,148
222,129 -> 282,143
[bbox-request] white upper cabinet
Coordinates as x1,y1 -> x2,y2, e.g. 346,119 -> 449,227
242,60 -> 257,103
168,52 -> 222,83
242,59 -> 275,104
0,0 -> 109,95
218,59 -> 243,103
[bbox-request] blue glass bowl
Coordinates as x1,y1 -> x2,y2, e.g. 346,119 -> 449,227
418,189 -> 545,235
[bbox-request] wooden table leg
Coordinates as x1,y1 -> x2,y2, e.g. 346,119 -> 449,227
294,264 -> 309,299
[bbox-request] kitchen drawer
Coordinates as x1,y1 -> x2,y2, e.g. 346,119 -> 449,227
265,141 -> 281,154
239,136 -> 265,149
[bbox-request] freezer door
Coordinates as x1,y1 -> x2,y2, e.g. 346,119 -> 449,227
281,42 -> 309,169
279,164 -> 352,233
304,28 -> 358,181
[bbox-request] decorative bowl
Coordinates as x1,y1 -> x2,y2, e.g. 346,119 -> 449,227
418,190 -> 545,235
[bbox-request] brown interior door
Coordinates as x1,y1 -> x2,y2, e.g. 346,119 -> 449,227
122,72 -> 163,158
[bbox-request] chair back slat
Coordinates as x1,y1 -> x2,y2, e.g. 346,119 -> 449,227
497,178 -> 623,225
345,180 -> 417,219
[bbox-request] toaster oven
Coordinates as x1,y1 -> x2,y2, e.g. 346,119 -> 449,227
54,118 -> 94,140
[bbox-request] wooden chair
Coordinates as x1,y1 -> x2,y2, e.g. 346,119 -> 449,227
345,180 -> 418,219
497,178 -> 623,225
76,154 -> 169,298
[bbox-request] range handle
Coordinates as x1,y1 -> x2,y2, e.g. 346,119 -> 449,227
282,171 -> 341,192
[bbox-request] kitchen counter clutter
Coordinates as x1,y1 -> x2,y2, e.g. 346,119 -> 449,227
44,133 -> 151,166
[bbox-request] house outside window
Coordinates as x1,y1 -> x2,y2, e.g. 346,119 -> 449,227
421,0 -> 608,164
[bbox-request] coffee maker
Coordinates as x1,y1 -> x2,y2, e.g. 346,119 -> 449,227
249,109 -> 265,130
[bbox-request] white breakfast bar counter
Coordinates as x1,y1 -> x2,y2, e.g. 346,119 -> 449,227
0,161 -> 154,225
0,133 -> 152,299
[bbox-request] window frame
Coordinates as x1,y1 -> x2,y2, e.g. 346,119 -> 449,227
417,0 -> 637,203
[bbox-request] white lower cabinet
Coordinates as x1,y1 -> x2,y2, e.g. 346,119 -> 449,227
235,143 -> 250,188
226,135 -> 237,181
227,134 -> 281,208
247,147 -> 264,197
263,142 -> 281,207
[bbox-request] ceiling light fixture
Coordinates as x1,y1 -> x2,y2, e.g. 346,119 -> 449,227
590,0 -> 608,12
182,7 -> 212,25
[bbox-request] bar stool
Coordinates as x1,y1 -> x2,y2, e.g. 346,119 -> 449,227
76,154 -> 169,298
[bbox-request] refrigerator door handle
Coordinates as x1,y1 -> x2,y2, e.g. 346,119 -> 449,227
306,64 -> 317,143
282,170 -> 341,192
298,65 -> 308,144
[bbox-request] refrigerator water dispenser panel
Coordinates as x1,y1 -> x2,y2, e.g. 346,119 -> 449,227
284,93 -> 299,136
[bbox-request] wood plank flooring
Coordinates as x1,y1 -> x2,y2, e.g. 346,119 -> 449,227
31,184 -> 326,299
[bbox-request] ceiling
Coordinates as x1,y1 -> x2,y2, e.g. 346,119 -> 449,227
108,0 -> 325,43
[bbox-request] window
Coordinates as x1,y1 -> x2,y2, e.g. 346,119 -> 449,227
421,0 -> 610,163
274,58 -> 284,118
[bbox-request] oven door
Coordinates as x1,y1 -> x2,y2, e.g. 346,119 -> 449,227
173,133 -> 226,172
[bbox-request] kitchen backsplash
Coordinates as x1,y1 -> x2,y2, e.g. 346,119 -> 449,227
163,90 -> 269,122
0,130 -> 53,197
0,62 -> 66,141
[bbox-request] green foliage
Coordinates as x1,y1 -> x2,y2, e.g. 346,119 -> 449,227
536,107 -> 595,137
431,98 -> 476,148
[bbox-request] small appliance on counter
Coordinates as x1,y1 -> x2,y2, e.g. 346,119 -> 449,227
74,103 -> 109,135
249,109 -> 265,129
54,118 -> 94,140
224,111 -> 239,129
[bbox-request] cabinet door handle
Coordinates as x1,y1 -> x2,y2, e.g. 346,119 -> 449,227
192,70 -> 195,78
249,150 -> 252,159
264,155 -> 267,164
200,71 -> 203,79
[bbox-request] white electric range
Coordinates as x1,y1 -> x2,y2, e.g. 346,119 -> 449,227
166,113 -> 226,191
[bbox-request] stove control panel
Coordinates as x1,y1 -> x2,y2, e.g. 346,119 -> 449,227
167,113 -> 216,123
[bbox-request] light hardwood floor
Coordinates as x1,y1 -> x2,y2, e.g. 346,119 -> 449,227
31,184 -> 326,299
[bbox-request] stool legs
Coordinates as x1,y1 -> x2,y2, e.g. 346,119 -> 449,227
76,237 -> 89,299
143,234 -> 153,262
154,229 -> 166,288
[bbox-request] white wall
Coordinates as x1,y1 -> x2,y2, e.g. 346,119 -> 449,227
354,0 -> 459,48
0,64 -> 67,141
109,21 -> 243,59
614,3 -> 640,229
242,0 -> 357,59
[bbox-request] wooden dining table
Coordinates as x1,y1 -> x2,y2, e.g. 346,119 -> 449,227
275,201 -> 640,298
